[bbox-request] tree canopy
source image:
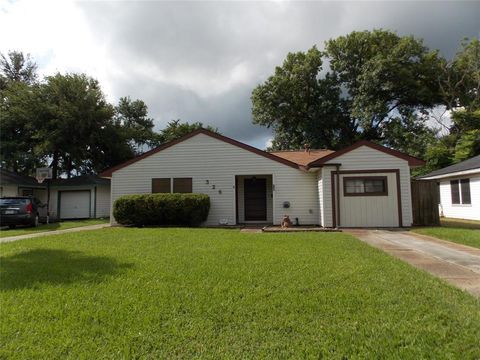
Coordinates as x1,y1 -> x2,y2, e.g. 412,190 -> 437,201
158,120 -> 219,143
0,52 -> 217,178
252,30 -> 480,174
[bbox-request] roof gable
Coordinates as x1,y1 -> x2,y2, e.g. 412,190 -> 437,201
99,129 -> 302,177
307,140 -> 425,168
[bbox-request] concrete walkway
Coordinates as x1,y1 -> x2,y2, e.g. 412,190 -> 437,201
0,223 -> 110,243
346,229 -> 480,298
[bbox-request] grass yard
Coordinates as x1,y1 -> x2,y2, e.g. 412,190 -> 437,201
1,228 -> 479,358
413,217 -> 480,249
0,218 -> 108,238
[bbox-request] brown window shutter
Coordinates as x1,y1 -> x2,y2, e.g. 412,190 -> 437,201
460,179 -> 471,204
173,178 -> 192,193
450,180 -> 460,204
152,178 -> 171,193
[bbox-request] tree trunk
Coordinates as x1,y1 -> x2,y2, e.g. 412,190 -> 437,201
51,151 -> 59,179
66,156 -> 72,179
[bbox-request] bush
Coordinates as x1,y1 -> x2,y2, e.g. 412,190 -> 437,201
113,193 -> 210,227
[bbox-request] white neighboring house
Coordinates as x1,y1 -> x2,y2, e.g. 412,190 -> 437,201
0,169 -> 47,202
0,170 -> 110,220
420,155 -> 480,221
48,175 -> 111,220
101,129 -> 424,228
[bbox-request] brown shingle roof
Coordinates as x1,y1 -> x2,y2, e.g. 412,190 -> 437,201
269,149 -> 335,166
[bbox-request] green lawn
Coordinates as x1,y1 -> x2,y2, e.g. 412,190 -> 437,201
1,228 -> 479,358
413,218 -> 480,249
0,218 -> 109,238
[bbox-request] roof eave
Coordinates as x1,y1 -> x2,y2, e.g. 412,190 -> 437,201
420,168 -> 480,180
307,140 -> 425,168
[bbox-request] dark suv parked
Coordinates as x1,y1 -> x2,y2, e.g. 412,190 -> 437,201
0,197 -> 48,229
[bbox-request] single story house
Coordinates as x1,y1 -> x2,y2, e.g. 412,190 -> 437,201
100,129 -> 424,228
420,155 -> 479,221
0,169 -> 47,202
0,169 -> 110,220
48,175 -> 110,220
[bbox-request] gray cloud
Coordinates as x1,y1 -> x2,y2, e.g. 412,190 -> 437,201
76,1 -> 480,148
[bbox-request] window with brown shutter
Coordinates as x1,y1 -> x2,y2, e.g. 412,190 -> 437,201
460,179 -> 471,204
173,178 -> 192,193
450,180 -> 460,204
152,178 -> 171,193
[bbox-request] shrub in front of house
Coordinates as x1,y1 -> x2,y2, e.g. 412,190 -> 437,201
113,193 -> 210,227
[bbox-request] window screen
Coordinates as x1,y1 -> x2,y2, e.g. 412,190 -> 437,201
345,179 -> 364,194
173,178 -> 192,193
365,179 -> 386,193
344,177 -> 387,196
152,178 -> 171,193
461,179 -> 471,204
450,180 -> 460,204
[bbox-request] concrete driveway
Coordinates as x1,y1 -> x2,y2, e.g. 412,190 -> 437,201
346,229 -> 480,298
0,223 -> 110,243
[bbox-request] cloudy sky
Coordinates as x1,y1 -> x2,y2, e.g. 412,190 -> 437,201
1,1 -> 479,148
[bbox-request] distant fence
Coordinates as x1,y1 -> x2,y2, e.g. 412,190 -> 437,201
411,180 -> 440,226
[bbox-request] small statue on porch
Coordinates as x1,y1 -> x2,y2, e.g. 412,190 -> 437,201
281,215 -> 293,228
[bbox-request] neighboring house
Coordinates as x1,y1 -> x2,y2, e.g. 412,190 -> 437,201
1,169 -> 110,220
0,169 -> 47,202
48,175 -> 110,220
101,129 -> 424,228
420,155 -> 480,221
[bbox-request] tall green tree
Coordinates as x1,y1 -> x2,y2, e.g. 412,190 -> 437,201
0,82 -> 45,174
114,97 -> 161,154
0,52 -> 170,177
325,30 -> 442,139
0,52 -> 43,174
35,73 -> 115,178
252,30 -> 444,152
0,51 -> 38,89
422,38 -> 480,172
252,47 -> 355,150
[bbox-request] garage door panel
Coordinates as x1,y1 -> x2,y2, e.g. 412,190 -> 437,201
60,191 -> 90,219
339,173 -> 399,227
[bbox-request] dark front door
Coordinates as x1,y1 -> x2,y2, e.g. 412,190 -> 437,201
244,178 -> 267,221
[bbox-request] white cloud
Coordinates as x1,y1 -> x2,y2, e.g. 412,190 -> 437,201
265,138 -> 273,149
0,0 -> 118,99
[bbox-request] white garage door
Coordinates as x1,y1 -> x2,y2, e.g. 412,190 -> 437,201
60,191 -> 91,219
338,172 -> 399,227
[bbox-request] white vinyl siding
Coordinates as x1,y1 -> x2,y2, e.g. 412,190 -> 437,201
317,171 -> 324,226
439,174 -> 480,220
339,172 -> 399,227
321,166 -> 336,227
111,133 -> 319,226
0,185 -> 18,197
321,145 -> 413,227
95,185 -> 111,218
